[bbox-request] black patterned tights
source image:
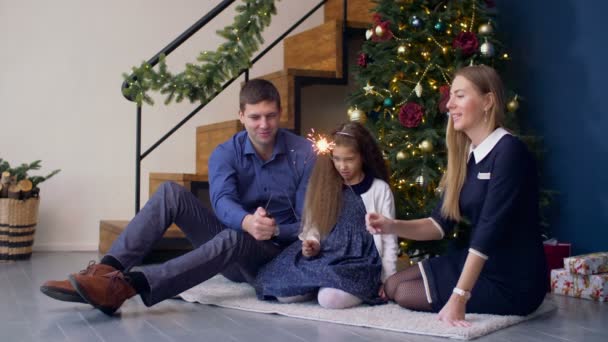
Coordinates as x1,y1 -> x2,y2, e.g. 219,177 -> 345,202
384,265 -> 433,311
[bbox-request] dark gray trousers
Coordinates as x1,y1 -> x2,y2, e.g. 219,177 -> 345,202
107,182 -> 282,306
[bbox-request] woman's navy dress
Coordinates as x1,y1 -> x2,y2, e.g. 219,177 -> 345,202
420,131 -> 548,315
255,176 -> 383,304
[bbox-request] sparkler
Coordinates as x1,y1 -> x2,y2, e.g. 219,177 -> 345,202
307,128 -> 335,155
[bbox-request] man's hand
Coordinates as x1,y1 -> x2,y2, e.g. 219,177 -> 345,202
242,207 -> 277,241
366,212 -> 395,235
302,240 -> 320,257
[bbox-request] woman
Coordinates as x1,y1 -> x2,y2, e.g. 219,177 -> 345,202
367,65 -> 547,326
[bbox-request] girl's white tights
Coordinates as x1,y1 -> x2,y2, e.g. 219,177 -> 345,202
276,288 -> 362,309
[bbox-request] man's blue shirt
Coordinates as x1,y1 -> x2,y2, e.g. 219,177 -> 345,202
208,129 -> 315,244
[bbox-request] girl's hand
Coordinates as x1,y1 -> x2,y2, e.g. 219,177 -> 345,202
378,283 -> 388,301
302,240 -> 320,257
366,212 -> 394,235
437,295 -> 471,327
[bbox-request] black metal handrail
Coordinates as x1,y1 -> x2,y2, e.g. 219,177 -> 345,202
125,0 -> 347,213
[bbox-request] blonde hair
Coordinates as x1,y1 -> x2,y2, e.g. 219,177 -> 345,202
302,122 -> 388,239
440,65 -> 506,220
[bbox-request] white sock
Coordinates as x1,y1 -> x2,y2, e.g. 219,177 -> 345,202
317,287 -> 362,309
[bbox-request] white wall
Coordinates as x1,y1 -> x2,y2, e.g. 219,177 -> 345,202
0,0 -> 323,250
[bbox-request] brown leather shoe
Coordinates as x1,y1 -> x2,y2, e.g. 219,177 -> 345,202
40,261 -> 117,303
69,270 -> 136,316
40,279 -> 86,303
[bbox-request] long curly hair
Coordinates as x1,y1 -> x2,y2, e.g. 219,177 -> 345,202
302,122 -> 388,239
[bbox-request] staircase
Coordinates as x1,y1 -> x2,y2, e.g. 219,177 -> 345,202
99,0 -> 375,258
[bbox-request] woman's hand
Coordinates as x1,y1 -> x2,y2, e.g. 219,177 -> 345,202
366,212 -> 395,235
302,240 -> 321,257
437,295 -> 471,327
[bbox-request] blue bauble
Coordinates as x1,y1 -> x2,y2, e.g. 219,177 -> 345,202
383,98 -> 394,107
434,21 -> 446,33
410,16 -> 423,28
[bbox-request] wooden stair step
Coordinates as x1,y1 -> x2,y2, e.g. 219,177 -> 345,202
324,0 -> 375,29
284,20 -> 344,78
149,172 -> 208,198
196,120 -> 244,175
99,220 -> 192,261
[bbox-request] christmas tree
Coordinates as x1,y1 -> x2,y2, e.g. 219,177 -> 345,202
348,0 -> 523,260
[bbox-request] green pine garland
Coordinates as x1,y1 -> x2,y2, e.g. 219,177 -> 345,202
122,0 -> 279,106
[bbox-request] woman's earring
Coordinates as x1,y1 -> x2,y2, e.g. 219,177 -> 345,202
483,110 -> 488,123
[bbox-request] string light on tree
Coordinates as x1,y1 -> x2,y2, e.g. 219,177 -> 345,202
397,45 -> 407,56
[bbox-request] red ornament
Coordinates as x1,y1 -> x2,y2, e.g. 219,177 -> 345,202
357,53 -> 368,67
399,102 -> 424,128
452,32 -> 479,57
372,21 -> 394,42
372,13 -> 383,24
438,85 -> 451,113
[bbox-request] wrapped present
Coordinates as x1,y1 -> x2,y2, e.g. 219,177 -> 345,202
551,268 -> 608,302
564,252 -> 608,275
543,241 -> 571,291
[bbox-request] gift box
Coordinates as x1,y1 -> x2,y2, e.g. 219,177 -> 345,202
564,252 -> 608,275
550,268 -> 608,302
543,241 -> 571,291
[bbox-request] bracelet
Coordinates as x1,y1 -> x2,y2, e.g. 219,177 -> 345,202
452,287 -> 471,300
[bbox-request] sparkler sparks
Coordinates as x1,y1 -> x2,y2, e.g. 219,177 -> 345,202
307,129 -> 335,155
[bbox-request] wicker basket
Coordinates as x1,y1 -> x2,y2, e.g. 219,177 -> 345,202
0,198 -> 39,261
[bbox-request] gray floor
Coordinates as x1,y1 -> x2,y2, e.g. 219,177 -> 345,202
1,252 -> 607,342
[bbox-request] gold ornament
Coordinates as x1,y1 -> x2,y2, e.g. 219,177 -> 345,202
397,45 -> 407,55
419,139 -> 433,152
478,22 -> 494,35
348,107 -> 367,123
374,25 -> 384,37
507,96 -> 520,112
396,151 -> 408,160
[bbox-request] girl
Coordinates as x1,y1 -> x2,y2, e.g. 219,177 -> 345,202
367,65 -> 547,326
255,122 -> 398,309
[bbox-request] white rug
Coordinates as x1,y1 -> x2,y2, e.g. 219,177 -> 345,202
179,276 -> 556,340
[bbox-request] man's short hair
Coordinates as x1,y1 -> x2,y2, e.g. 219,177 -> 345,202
239,79 -> 281,111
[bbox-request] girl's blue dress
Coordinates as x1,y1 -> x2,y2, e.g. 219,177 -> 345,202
255,178 -> 383,304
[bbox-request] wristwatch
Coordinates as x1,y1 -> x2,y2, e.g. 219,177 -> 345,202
452,287 -> 471,303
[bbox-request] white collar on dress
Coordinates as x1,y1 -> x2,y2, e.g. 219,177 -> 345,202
468,127 -> 511,164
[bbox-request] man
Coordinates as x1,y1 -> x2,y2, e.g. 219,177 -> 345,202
40,79 -> 315,315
